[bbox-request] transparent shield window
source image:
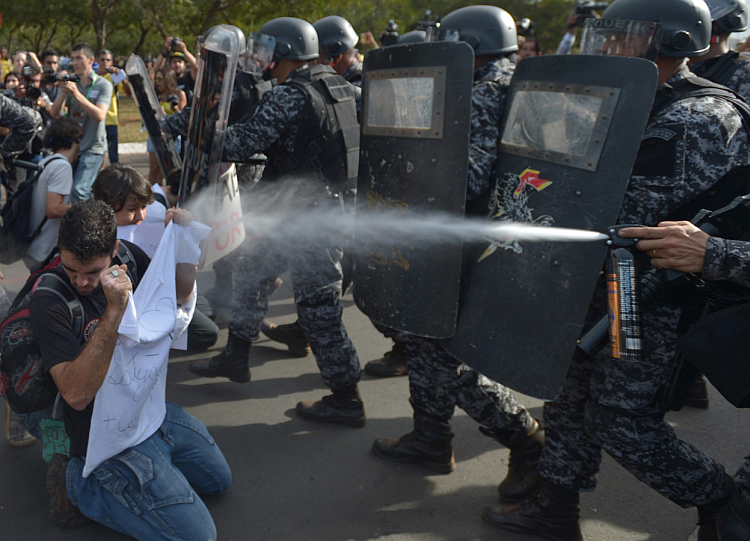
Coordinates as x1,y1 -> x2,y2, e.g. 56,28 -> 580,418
579,19 -> 662,59
500,83 -> 620,171
367,77 -> 434,129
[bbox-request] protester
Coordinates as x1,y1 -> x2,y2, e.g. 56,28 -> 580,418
24,117 -> 84,271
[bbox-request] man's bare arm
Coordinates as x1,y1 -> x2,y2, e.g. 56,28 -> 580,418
48,264 -> 131,411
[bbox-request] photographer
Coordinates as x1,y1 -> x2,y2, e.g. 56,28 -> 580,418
148,65 -> 185,183
97,49 -> 130,165
48,42 -> 113,203
40,48 -> 60,102
155,36 -> 197,104
556,2 -> 607,54
11,64 -> 53,120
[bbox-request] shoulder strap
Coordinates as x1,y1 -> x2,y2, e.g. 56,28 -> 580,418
114,242 -> 139,289
35,273 -> 85,340
28,155 -> 69,237
693,52 -> 745,88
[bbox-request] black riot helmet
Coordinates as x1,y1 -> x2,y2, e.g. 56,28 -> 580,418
594,0 -> 711,57
705,0 -> 748,33
438,5 -> 518,55
397,30 -> 428,44
313,16 -> 358,57
258,17 -> 319,61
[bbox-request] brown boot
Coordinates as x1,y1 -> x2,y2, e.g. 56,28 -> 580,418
483,481 -> 582,541
372,413 -> 455,473
261,320 -> 311,357
482,419 -> 545,503
46,453 -> 90,528
296,384 -> 366,428
685,373 -> 710,409
364,340 -> 408,378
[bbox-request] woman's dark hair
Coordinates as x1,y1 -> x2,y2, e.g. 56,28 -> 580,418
4,71 -> 19,84
43,117 -> 84,152
93,164 -> 153,212
58,200 -> 118,262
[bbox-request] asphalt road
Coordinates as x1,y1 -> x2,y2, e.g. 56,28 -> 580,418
0,153 -> 748,541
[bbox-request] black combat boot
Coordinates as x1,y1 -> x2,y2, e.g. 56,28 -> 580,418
482,481 -> 583,541
372,413 -> 456,473
685,372 -> 710,409
296,384 -> 366,427
364,339 -> 408,378
717,488 -> 750,541
481,419 -> 545,503
697,475 -> 735,541
188,334 -> 251,383
261,320 -> 311,357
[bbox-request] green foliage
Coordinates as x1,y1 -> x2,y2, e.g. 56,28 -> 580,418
0,0 -> 578,60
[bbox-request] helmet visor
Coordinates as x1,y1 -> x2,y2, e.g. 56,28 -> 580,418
703,0 -> 740,22
245,33 -> 276,72
580,19 -> 662,60
434,28 -> 461,43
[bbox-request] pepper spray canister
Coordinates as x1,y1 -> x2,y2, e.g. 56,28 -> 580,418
605,225 -> 645,362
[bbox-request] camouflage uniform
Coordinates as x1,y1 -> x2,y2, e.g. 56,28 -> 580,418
406,58 -> 534,435
538,66 -> 750,508
0,94 -> 42,156
220,66 -> 361,391
692,51 -> 750,100
343,58 -> 363,86
703,236 -> 750,507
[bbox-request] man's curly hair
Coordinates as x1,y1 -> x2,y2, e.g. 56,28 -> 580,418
43,117 -> 84,152
58,200 -> 117,262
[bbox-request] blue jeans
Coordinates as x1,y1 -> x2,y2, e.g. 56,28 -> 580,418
70,152 -> 105,203
67,402 -> 231,541
106,125 -> 119,163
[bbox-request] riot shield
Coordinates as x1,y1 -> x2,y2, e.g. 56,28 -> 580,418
353,41 -> 474,338
178,27 -> 246,268
125,55 -> 182,187
441,55 -> 658,400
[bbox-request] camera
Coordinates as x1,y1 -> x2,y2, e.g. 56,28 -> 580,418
43,67 -> 57,84
22,65 -> 33,77
167,94 -> 180,109
58,73 -> 80,83
517,18 -> 536,37
26,87 -> 41,100
574,1 -> 609,25
381,20 -> 399,47
171,37 -> 183,50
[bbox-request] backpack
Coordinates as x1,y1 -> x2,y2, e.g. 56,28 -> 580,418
0,156 -> 66,265
0,243 -> 139,414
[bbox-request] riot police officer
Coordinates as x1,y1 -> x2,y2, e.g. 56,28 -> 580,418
691,0 -> 750,99
187,17 -> 365,428
0,93 -> 43,195
370,5 -> 546,504
683,0 -> 750,410
312,16 -> 363,86
483,0 -> 750,539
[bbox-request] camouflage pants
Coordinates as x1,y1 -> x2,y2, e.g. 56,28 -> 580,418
736,456 -> 750,506
406,335 -> 534,434
539,301 -> 730,508
228,224 -> 361,391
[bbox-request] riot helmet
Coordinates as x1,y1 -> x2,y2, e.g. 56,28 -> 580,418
438,5 -> 518,55
580,0 -> 711,58
397,30 -> 428,44
254,17 -> 319,64
705,0 -> 748,34
313,16 -> 358,58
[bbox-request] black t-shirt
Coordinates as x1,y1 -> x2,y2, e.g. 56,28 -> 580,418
29,241 -> 150,458
177,72 -> 195,103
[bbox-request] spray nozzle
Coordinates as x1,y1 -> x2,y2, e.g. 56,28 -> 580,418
605,224 -> 645,248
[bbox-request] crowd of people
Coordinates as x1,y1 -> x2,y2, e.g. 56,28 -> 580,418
1,0 -> 750,540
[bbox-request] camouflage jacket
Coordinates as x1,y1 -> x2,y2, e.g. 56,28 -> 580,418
703,237 -> 750,288
0,94 -> 42,156
618,66 -> 750,226
691,51 -> 750,102
467,57 -> 515,201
